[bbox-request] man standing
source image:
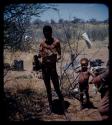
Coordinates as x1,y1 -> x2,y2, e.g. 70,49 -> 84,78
92,66 -> 110,120
92,44 -> 111,120
38,25 -> 64,114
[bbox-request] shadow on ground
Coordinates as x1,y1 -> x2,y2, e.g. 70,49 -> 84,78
52,99 -> 70,115
83,101 -> 97,109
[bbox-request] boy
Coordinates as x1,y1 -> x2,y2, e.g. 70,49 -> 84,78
76,58 -> 95,109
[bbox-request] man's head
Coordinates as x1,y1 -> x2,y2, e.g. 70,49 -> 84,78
80,58 -> 89,71
43,25 -> 52,39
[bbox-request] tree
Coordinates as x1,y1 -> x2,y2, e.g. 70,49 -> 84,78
88,18 -> 97,24
72,17 -> 84,24
58,19 -> 64,24
4,4 -> 55,51
103,19 -> 108,24
32,18 -> 43,25
51,19 -> 56,24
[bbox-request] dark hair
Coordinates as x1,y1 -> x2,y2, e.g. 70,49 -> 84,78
80,58 -> 89,65
33,55 -> 38,61
43,25 -> 52,33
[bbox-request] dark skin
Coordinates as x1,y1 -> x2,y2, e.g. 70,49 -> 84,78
76,62 -> 95,107
76,63 -> 95,83
39,26 -> 64,113
43,31 -> 54,45
43,31 -> 61,61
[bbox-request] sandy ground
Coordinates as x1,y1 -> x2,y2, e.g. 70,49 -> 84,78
4,44 -> 108,121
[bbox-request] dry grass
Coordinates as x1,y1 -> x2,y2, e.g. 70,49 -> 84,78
4,71 -> 46,96
3,40 -> 108,121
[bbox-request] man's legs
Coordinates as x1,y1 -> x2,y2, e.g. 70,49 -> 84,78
50,66 -> 65,112
42,65 -> 52,112
51,73 -> 64,101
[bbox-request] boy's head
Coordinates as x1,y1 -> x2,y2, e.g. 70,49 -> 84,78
80,58 -> 89,71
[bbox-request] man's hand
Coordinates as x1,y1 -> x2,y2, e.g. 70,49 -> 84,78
91,75 -> 101,85
37,54 -> 42,63
37,54 -> 41,58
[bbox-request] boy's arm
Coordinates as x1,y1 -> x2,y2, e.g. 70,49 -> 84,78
75,70 -> 81,73
89,70 -> 95,77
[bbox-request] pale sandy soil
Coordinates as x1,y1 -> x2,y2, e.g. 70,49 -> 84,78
4,42 -> 108,121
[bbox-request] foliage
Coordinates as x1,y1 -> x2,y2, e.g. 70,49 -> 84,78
4,4 -> 55,51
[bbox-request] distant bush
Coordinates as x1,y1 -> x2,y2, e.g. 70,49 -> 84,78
32,23 -> 108,43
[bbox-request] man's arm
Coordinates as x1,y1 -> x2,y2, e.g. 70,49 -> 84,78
38,42 -> 43,58
91,68 -> 109,85
56,42 -> 61,61
89,70 -> 95,77
89,70 -> 96,84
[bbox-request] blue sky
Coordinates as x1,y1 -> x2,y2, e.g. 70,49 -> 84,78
32,3 -> 108,22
